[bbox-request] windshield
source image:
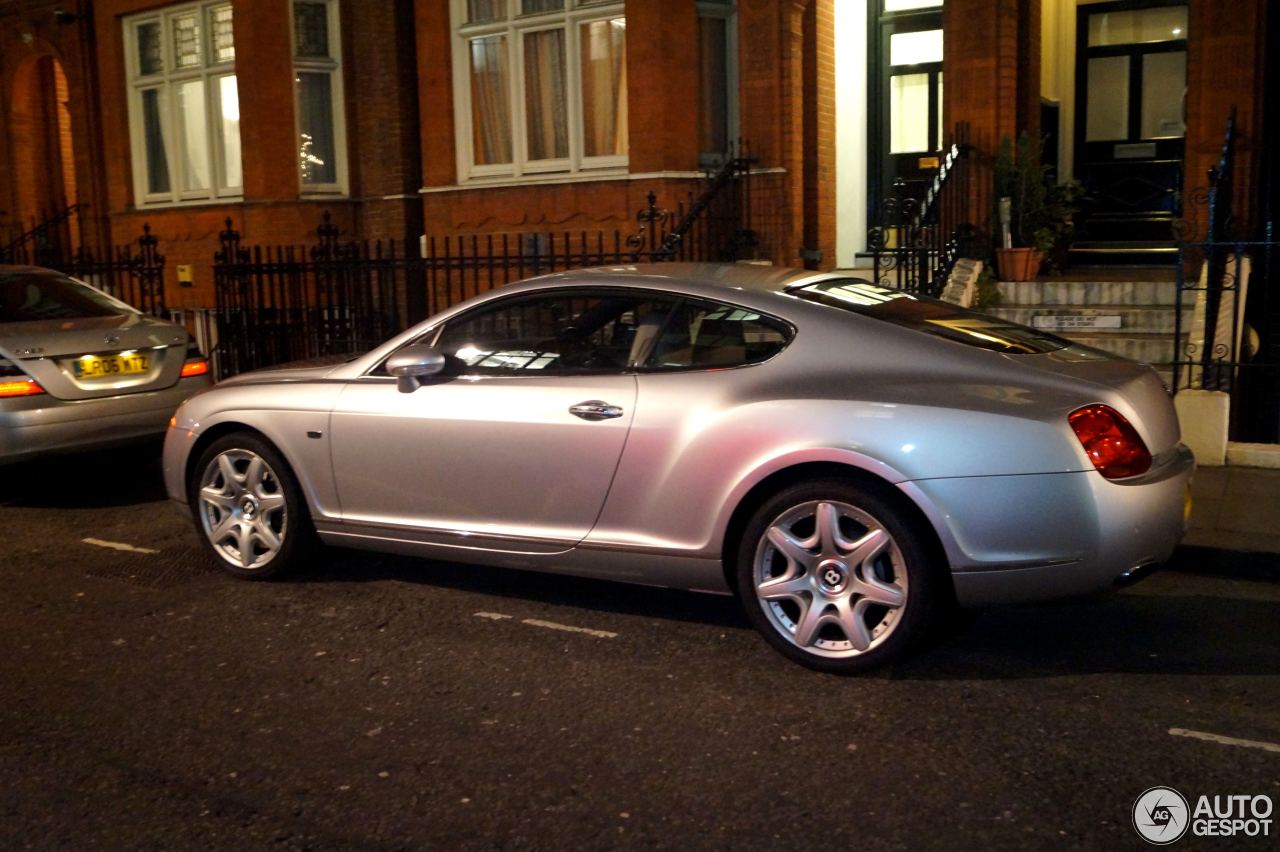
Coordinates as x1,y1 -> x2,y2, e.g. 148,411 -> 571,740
0,271 -> 131,323
791,278 -> 1070,355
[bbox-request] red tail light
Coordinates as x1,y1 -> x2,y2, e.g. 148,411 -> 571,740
1068,404 -> 1152,479
181,359 -> 210,378
0,377 -> 45,398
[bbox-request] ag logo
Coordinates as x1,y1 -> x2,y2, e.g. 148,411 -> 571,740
1133,786 -> 1190,844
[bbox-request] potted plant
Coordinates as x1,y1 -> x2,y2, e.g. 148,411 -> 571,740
993,133 -> 1081,281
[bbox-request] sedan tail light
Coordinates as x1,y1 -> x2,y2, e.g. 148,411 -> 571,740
1068,404 -> 1151,479
0,359 -> 46,398
181,358 -> 210,378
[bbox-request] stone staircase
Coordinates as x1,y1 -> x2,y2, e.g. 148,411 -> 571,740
985,272 -> 1186,384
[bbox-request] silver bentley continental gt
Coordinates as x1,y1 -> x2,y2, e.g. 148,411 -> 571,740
163,264 -> 1193,672
1,265 -> 212,464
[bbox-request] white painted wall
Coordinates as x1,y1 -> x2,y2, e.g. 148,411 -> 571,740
835,0 -> 870,269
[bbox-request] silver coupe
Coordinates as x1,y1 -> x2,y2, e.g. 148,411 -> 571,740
163,264 -> 1193,672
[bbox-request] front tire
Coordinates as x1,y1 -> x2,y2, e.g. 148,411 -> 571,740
737,479 -> 941,673
189,432 -> 315,579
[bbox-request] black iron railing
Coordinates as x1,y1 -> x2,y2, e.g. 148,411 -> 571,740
1171,106 -> 1280,442
1,203 -> 84,266
867,124 -> 979,296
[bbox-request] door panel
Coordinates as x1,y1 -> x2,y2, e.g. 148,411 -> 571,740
330,375 -> 636,550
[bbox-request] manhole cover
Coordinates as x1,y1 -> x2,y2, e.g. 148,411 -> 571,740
85,550 -> 219,589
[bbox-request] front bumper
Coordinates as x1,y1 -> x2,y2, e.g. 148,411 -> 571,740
0,376 -> 211,465
900,444 -> 1195,606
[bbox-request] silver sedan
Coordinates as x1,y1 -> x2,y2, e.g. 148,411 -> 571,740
163,264 -> 1193,672
1,266 -> 212,464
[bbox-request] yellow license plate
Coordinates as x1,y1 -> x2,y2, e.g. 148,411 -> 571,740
73,353 -> 151,379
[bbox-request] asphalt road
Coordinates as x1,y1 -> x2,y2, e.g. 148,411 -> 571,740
1,446 -> 1278,851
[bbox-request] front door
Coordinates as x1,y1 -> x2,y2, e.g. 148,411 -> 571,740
1074,1 -> 1188,250
872,1 -> 945,217
328,289 -> 674,552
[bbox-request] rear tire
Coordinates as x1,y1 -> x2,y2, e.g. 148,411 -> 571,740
736,478 -> 942,673
188,432 -> 315,580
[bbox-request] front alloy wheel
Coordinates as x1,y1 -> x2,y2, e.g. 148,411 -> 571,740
739,480 -> 939,672
190,433 -> 312,579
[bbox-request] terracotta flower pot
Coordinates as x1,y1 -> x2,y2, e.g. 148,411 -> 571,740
996,248 -> 1047,281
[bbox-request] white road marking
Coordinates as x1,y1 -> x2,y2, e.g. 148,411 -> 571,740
472,611 -> 617,639
1168,727 -> 1280,754
521,618 -> 617,639
82,538 -> 159,555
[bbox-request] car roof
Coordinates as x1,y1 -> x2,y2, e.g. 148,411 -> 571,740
525,262 -> 856,295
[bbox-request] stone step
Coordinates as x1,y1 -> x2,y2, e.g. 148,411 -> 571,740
996,279 -> 1179,306
987,305 -> 1191,336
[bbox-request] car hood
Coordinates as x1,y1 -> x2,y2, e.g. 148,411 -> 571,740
215,354 -> 357,387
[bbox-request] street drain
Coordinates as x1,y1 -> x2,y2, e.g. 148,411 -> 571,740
85,551 -> 219,589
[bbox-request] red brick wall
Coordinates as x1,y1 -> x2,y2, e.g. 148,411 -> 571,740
801,0 -> 835,269
943,0 -> 1042,229
413,0 -> 796,268
0,2 -> 97,242
1185,0 -> 1269,236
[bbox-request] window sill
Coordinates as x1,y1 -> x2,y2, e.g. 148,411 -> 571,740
420,169 -> 710,194
129,196 -> 245,211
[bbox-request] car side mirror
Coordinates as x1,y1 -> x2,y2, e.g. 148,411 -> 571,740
386,344 -> 446,393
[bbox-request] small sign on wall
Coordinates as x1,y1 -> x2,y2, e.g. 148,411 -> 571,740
1032,314 -> 1122,330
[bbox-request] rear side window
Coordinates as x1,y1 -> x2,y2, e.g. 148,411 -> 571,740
0,272 -> 127,323
791,278 -> 1069,355
642,299 -> 792,370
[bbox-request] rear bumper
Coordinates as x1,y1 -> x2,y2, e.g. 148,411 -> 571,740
0,376 -> 211,465
900,444 -> 1195,606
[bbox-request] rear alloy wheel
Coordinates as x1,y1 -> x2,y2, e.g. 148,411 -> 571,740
191,433 -> 313,579
738,479 -> 939,673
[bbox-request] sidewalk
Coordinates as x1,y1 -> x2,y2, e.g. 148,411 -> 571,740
1170,465 -> 1280,582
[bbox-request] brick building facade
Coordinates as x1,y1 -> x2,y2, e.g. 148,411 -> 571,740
0,0 -> 1274,308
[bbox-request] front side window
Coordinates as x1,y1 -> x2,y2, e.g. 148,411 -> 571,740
434,291 -> 674,374
293,0 -> 347,193
124,2 -> 241,205
451,1 -> 628,181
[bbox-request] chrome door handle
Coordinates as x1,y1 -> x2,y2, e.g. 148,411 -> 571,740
569,400 -> 624,421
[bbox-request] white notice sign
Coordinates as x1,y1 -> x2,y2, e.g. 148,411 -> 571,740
1031,315 -> 1122,330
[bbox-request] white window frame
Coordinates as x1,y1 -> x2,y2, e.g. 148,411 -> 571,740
291,0 -> 349,196
449,0 -> 628,184
695,0 -> 740,167
123,1 -> 242,207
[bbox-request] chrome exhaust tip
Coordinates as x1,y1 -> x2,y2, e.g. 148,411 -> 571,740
1115,562 -> 1161,588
